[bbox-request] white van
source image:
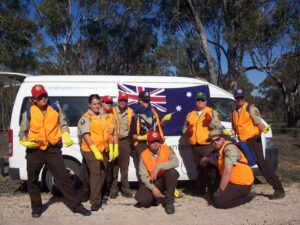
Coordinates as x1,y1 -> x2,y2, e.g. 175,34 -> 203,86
8,75 -> 277,191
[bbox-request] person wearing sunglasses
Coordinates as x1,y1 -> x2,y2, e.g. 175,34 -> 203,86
135,131 -> 179,214
232,89 -> 285,200
182,92 -> 222,201
19,84 -> 91,217
204,130 -> 255,209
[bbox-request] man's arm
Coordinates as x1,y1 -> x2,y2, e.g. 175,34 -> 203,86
19,111 -> 29,140
57,103 -> 69,133
139,158 -> 155,190
209,110 -> 222,130
157,148 -> 179,171
219,165 -> 233,191
249,106 -> 265,133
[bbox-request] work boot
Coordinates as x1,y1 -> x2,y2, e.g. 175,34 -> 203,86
31,207 -> 42,218
91,203 -> 101,211
102,195 -> 108,204
109,191 -> 118,199
74,205 -> 91,216
269,189 -> 285,200
165,203 -> 175,214
121,190 -> 133,198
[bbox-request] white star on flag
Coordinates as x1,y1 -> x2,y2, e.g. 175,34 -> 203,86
186,91 -> 192,98
176,105 -> 182,112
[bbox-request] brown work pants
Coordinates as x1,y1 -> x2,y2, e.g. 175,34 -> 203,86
135,168 -> 179,207
81,151 -> 108,205
213,183 -> 252,209
26,145 -> 81,211
192,144 -> 220,196
132,142 -> 147,184
110,139 -> 131,193
246,136 -> 283,191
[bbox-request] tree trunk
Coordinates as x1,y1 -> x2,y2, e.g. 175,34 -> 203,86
186,0 -> 217,85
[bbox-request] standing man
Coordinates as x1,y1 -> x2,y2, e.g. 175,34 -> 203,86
232,89 -> 285,199
19,84 -> 91,217
183,92 -> 222,199
110,92 -> 134,198
202,130 -> 255,208
129,91 -> 172,181
135,131 -> 179,214
78,94 -> 111,211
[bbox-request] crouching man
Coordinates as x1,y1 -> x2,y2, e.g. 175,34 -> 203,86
202,130 -> 255,209
135,131 -> 179,214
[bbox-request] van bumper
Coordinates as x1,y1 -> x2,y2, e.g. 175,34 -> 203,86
9,168 -> 20,180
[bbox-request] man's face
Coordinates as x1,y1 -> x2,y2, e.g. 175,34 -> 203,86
195,98 -> 207,110
33,94 -> 48,108
89,99 -> 101,114
102,101 -> 113,112
118,100 -> 127,110
148,140 -> 161,153
235,96 -> 245,108
211,136 -> 225,150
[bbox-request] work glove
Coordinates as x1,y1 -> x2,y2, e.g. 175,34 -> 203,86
174,189 -> 184,198
204,113 -> 212,124
113,144 -> 119,159
162,113 -> 173,122
108,143 -> 114,162
137,134 -> 147,141
20,139 -> 39,149
90,144 -> 103,161
263,125 -> 271,134
223,129 -> 235,137
185,125 -> 193,137
63,132 -> 73,147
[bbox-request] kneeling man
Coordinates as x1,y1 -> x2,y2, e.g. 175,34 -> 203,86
204,130 -> 255,209
135,131 -> 179,214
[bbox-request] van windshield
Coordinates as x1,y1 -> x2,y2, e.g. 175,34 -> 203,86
210,98 -> 236,122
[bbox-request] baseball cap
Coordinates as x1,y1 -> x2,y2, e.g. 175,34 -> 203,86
31,84 -> 48,98
139,91 -> 150,102
102,95 -> 113,103
195,92 -> 207,101
118,92 -> 128,101
208,130 -> 223,141
147,131 -> 162,143
233,89 -> 245,98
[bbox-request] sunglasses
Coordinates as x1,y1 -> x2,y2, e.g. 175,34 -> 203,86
211,137 -> 221,143
196,99 -> 207,102
235,96 -> 244,100
104,102 -> 113,105
36,94 -> 48,101
149,140 -> 160,144
118,99 -> 128,103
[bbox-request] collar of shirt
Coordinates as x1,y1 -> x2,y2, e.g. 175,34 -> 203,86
116,106 -> 128,116
151,148 -> 161,160
87,109 -> 100,118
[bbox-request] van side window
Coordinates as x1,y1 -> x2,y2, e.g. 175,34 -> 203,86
210,98 -> 236,122
19,97 -> 88,127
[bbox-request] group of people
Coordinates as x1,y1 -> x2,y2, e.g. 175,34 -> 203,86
19,84 -> 285,218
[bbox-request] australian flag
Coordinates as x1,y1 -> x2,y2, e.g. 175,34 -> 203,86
117,83 -> 210,136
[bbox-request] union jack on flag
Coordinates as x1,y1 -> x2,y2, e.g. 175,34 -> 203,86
117,83 -> 167,112
117,83 -> 211,136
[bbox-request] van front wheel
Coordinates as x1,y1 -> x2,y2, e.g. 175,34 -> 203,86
44,159 -> 81,196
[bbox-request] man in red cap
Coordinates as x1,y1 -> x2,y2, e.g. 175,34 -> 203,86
19,84 -> 91,217
109,92 -> 134,198
135,131 -> 179,214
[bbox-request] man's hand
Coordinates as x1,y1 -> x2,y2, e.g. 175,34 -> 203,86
113,144 -> 119,159
152,186 -> 164,198
90,144 -> 103,161
199,157 -> 210,167
162,113 -> 173,122
204,113 -> 212,123
185,125 -> 193,137
19,139 -> 39,149
137,134 -> 147,141
108,144 -> 114,162
150,167 -> 159,181
263,125 -> 271,134
223,129 -> 235,137
63,132 -> 73,147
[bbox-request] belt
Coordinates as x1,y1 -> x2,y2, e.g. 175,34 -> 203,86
119,136 -> 129,141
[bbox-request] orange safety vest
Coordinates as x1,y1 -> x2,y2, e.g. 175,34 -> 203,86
112,106 -> 133,136
141,144 -> 170,178
81,111 -> 115,152
186,107 -> 213,145
218,141 -> 254,186
232,102 -> 260,141
134,108 -> 164,146
28,104 -> 62,150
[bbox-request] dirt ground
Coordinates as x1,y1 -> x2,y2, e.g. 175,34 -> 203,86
0,132 -> 299,225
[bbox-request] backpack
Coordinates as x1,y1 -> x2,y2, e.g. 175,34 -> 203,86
230,141 -> 257,167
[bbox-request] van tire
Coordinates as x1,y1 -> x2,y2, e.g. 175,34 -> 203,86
44,159 -> 81,196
